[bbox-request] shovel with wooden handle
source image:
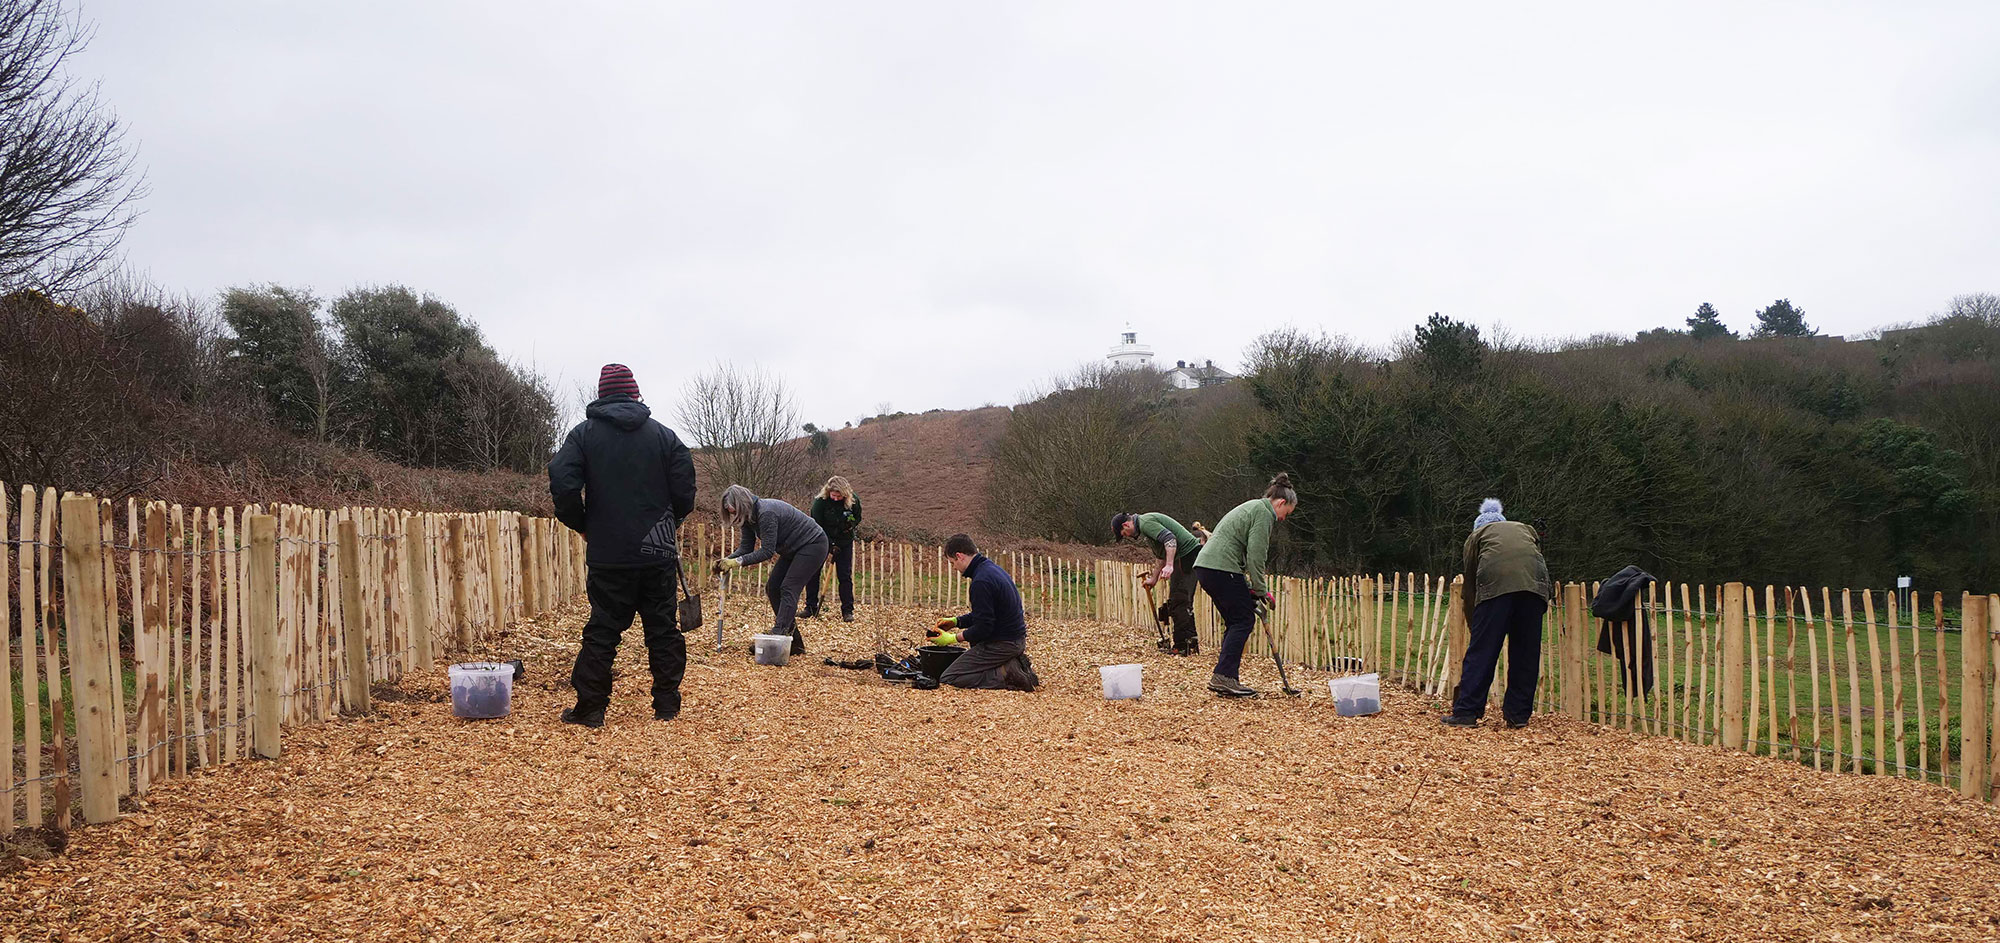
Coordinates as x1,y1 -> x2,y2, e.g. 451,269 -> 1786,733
1257,601 -> 1302,697
1141,577 -> 1170,651
715,570 -> 728,652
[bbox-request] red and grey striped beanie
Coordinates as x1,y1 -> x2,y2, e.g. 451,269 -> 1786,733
598,363 -> 640,399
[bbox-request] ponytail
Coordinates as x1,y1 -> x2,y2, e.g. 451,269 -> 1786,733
1264,472 -> 1296,505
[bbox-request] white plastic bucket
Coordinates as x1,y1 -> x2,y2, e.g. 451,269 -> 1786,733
1327,672 -> 1381,716
1098,663 -> 1142,700
448,662 -> 513,719
751,633 -> 792,666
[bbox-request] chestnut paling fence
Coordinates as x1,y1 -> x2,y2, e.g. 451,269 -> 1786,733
11,502 -> 1999,836
683,523 -> 1997,805
4,483 -> 584,832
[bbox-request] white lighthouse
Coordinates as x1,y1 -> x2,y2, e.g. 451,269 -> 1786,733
1107,329 -> 1155,369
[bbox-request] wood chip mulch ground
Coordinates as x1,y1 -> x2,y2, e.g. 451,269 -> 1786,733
5,601 -> 1999,942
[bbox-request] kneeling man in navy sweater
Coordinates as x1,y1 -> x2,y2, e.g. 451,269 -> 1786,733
926,534 -> 1039,691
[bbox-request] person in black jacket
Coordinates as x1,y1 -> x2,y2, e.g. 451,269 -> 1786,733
802,475 -> 860,622
714,484 -> 828,654
548,364 -> 698,728
925,534 -> 1038,691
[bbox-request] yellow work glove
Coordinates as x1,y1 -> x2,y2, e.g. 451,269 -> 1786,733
713,557 -> 742,573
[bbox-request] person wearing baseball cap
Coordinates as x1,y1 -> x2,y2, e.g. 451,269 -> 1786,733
1113,511 -> 1203,655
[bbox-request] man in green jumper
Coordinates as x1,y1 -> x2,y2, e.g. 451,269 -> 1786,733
1113,511 -> 1203,655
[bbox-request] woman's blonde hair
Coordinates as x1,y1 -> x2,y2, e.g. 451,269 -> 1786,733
817,475 -> 856,508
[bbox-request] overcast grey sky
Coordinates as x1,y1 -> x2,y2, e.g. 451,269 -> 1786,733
80,1 -> 2000,429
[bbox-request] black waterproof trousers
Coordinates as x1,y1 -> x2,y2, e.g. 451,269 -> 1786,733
570,564 -> 686,718
803,539 -> 854,618
1450,590 -> 1548,723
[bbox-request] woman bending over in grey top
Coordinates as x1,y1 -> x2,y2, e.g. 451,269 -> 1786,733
714,484 -> 829,654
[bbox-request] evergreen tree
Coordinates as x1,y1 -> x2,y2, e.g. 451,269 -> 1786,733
1686,302 -> 1735,340
1752,298 -> 1816,337
222,285 -> 342,439
1412,312 -> 1484,377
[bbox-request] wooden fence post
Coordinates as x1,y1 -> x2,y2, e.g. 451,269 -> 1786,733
1443,576 -> 1468,702
1722,582 -> 1747,751
1962,593 -> 1991,800
405,515 -> 435,667
336,519 -> 370,713
0,483 -> 10,835
1990,594 -> 1999,800
1984,591 -> 2000,799
1358,577 -> 1377,670
448,517 -> 471,649
520,515 -> 541,618
247,513 -> 282,759
485,513 -> 507,635
1562,583 -> 1586,719
58,495 -> 118,824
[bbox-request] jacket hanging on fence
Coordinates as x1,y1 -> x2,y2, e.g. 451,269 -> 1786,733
1590,565 -> 1657,697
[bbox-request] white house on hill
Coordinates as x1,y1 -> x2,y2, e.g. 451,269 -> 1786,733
1166,359 -> 1236,389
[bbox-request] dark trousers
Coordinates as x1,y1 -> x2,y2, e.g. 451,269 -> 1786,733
766,538 -> 829,649
1195,567 -> 1257,680
1159,563 -> 1199,652
803,540 -> 854,616
1451,590 -> 1548,722
939,638 -> 1038,691
571,564 -> 686,717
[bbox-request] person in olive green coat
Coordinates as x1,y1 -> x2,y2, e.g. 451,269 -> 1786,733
1114,511 -> 1203,654
1192,473 -> 1297,697
803,476 -> 860,621
1443,498 -> 1553,729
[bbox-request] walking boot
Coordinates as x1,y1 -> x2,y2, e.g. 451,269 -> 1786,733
790,625 -> 806,655
1207,673 -> 1256,698
1439,714 -> 1479,728
1002,654 -> 1039,691
560,706 -> 605,728
842,611 -> 855,622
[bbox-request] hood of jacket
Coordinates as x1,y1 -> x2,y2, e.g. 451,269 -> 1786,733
586,395 -> 652,431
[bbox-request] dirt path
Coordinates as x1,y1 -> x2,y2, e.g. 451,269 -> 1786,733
6,602 -> 1999,941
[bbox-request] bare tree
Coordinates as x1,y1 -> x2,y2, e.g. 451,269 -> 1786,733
1949,292 -> 2000,326
986,362 -> 1171,541
76,267 -> 233,405
0,0 -> 146,294
452,352 -> 558,473
676,362 -> 822,501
